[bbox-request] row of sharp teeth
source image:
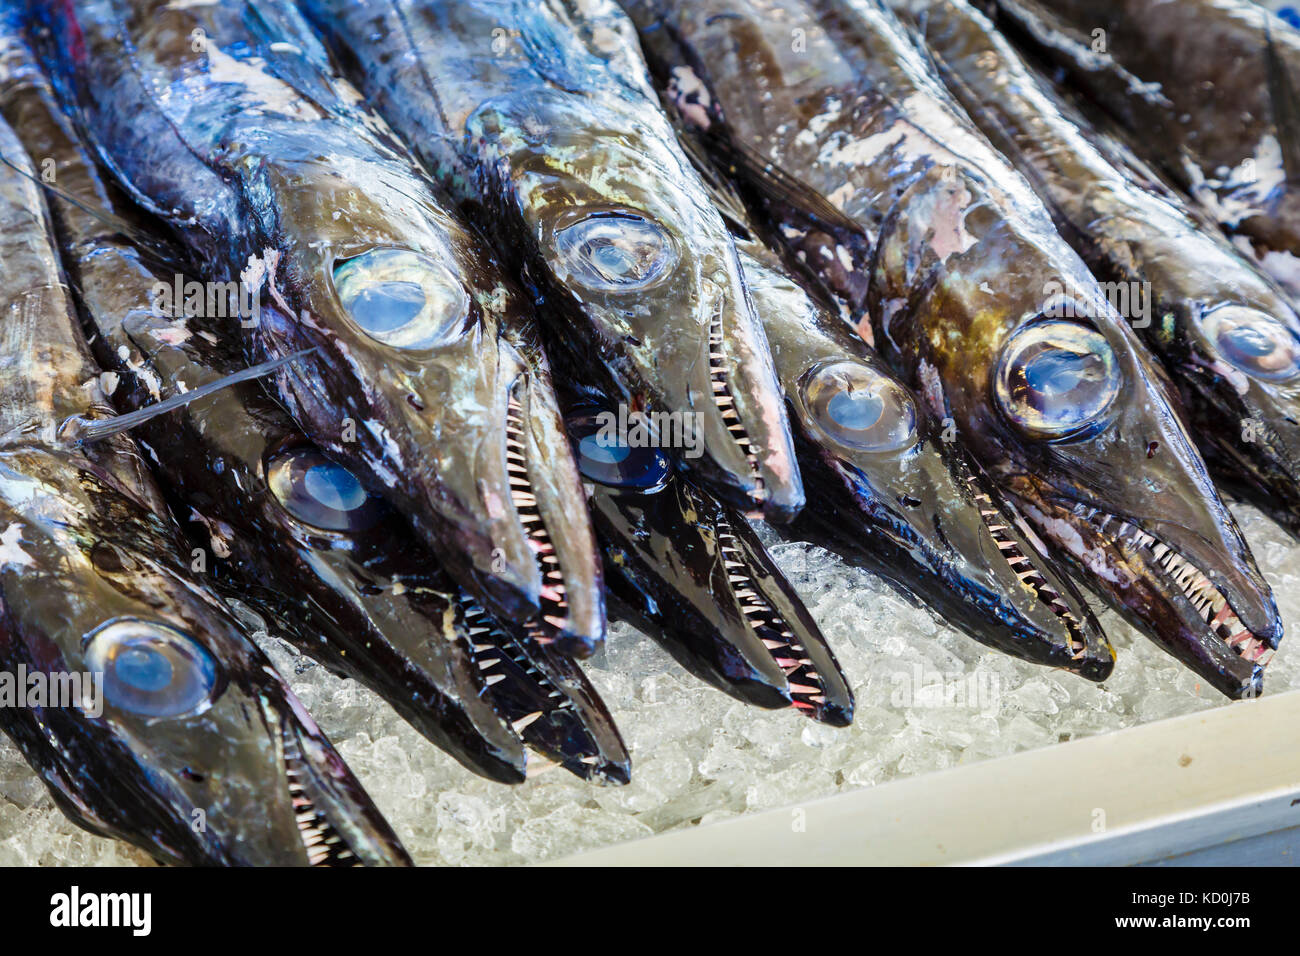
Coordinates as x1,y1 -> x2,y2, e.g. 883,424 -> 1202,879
716,518 -> 825,713
960,470 -> 1089,657
505,396 -> 568,636
462,600 -> 572,731
283,733 -> 358,867
1071,505 -> 1273,665
708,305 -> 764,500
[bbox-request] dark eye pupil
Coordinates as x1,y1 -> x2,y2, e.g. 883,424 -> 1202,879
578,435 -> 633,466
303,462 -> 368,513
84,620 -> 219,719
568,413 -> 671,489
1022,349 -> 1104,397
800,361 -> 917,452
116,647 -> 175,693
346,281 -> 427,334
555,213 -> 676,292
267,449 -> 384,532
826,389 -> 884,431
996,321 -> 1120,440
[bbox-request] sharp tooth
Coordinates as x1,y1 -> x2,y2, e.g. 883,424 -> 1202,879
484,673 -> 506,685
512,711 -> 543,733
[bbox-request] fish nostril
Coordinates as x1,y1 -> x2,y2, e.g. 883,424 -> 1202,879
898,494 -> 922,508
179,767 -> 206,783
406,393 -> 425,412
90,541 -> 126,573
1147,441 -> 1159,458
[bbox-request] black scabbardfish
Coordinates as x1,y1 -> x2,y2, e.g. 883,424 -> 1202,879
0,17 -> 627,786
992,0 -> 1300,304
0,108 -> 409,866
733,230 -> 1112,678
897,0 -> 1300,540
36,0 -> 604,655
564,388 -> 852,725
625,0 -> 1283,698
298,0 -> 803,522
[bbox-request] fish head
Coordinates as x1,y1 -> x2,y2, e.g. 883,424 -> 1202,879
903,244 -> 1281,697
0,450 -> 408,865
467,89 -> 802,520
262,167 -> 603,650
562,397 -> 852,723
741,245 -> 1111,675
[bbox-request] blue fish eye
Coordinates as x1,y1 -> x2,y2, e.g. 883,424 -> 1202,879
801,361 -> 917,452
333,248 -> 469,350
554,212 -> 677,292
267,448 -> 385,532
567,412 -> 672,490
1201,305 -> 1300,381
84,620 -> 219,719
995,320 -> 1120,441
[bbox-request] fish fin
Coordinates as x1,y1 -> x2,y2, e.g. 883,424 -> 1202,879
709,134 -> 869,246
1265,19 -> 1300,186
672,125 -> 755,238
61,349 -> 315,445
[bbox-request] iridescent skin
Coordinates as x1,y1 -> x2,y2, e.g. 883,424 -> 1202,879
993,0 -> 1300,302
737,238 -> 1112,678
627,0 -> 1283,698
38,0 -> 604,655
0,109 -> 408,866
298,0 -> 803,521
0,25 -> 627,786
901,0 -> 1300,539
564,393 -> 852,725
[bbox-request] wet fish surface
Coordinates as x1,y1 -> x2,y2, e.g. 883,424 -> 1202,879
35,0 -> 605,655
299,0 -> 804,522
625,0 -> 1283,698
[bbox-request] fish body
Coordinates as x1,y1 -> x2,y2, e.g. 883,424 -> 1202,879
992,0 -> 1300,302
899,0 -> 1300,538
36,0 -> 604,654
626,0 -> 1283,698
734,234 -> 1111,677
0,101 -> 408,866
564,392 -> 852,724
298,0 -> 803,521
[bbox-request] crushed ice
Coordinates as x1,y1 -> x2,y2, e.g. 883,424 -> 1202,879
2,504 -> 1297,866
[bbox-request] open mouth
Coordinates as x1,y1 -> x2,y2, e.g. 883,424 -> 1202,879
714,513 -> 832,718
1069,503 -> 1274,666
956,461 -> 1092,660
281,725 -> 360,867
504,389 -> 569,639
708,302 -> 764,499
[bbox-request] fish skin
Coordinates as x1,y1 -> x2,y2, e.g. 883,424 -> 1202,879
626,0 -> 1283,698
35,0 -> 606,655
298,0 -> 804,522
734,234 -> 1112,678
563,390 -> 853,725
897,0 -> 1300,541
0,107 -> 409,867
991,0 -> 1300,303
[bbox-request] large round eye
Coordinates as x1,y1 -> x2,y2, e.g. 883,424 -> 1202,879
84,619 -> 219,719
553,212 -> 677,292
332,248 -> 469,350
266,448 -> 385,532
1201,306 -> 1300,381
995,321 -> 1120,440
800,360 -> 917,452
567,412 -> 672,490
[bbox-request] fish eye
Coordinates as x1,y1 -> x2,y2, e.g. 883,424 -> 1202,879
800,360 -> 917,452
84,619 -> 219,719
995,320 -> 1120,440
332,247 -> 469,350
566,412 -> 672,490
1201,305 -> 1300,381
266,447 -> 385,532
553,212 -> 677,292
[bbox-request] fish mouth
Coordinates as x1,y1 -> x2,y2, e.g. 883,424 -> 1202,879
589,466 -> 852,725
502,371 -> 605,657
275,711 -> 411,867
1074,502 -> 1277,667
460,599 -> 631,785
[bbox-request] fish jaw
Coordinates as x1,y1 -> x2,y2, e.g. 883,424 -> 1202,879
467,91 -> 803,520
0,451 -> 408,866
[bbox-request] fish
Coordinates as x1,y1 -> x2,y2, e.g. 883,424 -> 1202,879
0,107 -> 409,866
563,389 -> 853,724
35,0 -> 604,655
896,0 -> 1300,540
0,14 -> 628,786
624,0 -> 1283,698
297,0 -> 804,522
732,230 -> 1112,678
991,0 -> 1300,303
